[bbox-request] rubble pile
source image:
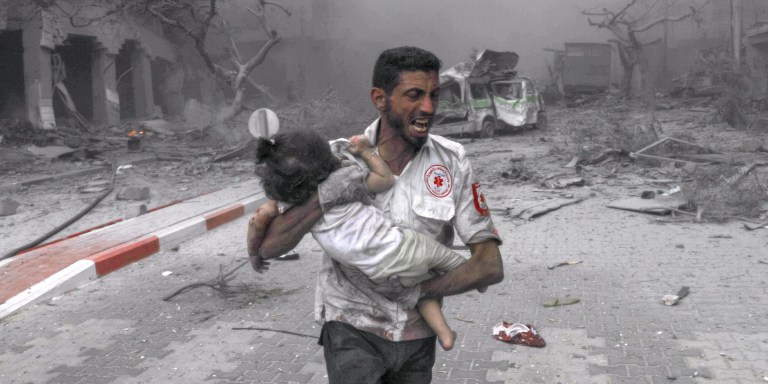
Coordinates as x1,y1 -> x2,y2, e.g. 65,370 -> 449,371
276,89 -> 357,137
0,119 -> 55,146
664,45 -> 755,129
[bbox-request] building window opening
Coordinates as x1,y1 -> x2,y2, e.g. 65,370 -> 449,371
116,40 -> 138,119
0,31 -> 26,120
53,35 -> 95,127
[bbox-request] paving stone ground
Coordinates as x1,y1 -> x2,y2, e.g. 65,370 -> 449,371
1,130 -> 767,383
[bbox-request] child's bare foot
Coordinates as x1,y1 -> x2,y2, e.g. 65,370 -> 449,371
437,330 -> 457,351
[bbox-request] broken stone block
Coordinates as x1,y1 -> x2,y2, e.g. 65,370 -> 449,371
117,186 -> 150,201
1,198 -> 21,216
124,203 -> 148,219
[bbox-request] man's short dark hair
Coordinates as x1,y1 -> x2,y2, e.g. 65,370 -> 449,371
372,46 -> 441,95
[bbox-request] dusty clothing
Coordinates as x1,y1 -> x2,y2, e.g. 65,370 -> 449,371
314,119 -> 502,341
312,201 -> 467,321
313,201 -> 467,285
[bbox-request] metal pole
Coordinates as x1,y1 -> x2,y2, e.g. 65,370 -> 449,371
662,0 -> 669,83
731,0 -> 742,71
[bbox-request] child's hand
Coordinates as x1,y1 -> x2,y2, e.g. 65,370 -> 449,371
348,135 -> 371,155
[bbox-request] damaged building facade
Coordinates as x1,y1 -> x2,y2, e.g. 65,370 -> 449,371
0,1 -> 176,130
746,25 -> 768,103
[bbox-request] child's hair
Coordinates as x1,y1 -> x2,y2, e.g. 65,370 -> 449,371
254,130 -> 342,204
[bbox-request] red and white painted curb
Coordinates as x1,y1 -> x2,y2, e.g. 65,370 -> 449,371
0,195 -> 266,319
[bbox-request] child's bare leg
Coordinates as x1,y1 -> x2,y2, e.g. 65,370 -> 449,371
418,299 -> 457,351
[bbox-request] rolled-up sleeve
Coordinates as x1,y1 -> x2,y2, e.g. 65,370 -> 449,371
451,154 -> 502,245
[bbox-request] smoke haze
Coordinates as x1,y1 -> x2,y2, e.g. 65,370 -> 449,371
316,0 -> 621,107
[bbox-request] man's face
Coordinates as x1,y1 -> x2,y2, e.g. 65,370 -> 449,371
383,70 -> 440,148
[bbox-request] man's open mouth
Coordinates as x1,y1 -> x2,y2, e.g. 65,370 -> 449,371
411,118 -> 430,133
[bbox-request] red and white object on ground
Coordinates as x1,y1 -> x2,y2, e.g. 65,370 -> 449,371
492,322 -> 546,348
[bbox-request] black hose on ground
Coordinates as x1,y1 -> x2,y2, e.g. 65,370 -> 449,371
0,164 -> 116,262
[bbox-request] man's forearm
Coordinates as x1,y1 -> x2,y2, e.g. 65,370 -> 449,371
419,239 -> 503,300
260,193 -> 324,259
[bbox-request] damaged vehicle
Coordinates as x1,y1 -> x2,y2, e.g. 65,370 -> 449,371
432,50 -> 546,138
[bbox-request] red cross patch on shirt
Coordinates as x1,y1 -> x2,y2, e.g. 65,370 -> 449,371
424,164 -> 452,198
472,181 -> 490,216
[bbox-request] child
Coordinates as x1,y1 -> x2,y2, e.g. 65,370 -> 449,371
252,130 -> 472,351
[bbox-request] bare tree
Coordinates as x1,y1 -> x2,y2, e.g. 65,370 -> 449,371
141,0 -> 290,122
22,0 -> 289,125
583,0 -> 707,98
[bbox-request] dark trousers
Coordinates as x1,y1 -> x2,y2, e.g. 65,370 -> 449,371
319,321 -> 436,384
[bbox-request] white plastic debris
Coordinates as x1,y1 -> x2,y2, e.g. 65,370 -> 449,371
162,271 -> 173,277
492,322 -> 530,339
116,164 -> 134,174
662,294 -> 680,306
662,186 -> 681,196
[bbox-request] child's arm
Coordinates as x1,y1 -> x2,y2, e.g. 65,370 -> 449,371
349,135 -> 394,193
246,200 -> 280,273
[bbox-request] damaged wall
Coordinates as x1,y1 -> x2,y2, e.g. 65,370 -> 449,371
651,1 -> 768,88
0,1 -> 177,130
746,26 -> 768,101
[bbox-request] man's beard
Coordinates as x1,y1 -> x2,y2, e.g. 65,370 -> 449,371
384,99 -> 428,148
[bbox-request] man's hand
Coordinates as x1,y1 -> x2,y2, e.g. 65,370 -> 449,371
419,239 -> 503,299
317,164 -> 370,212
247,200 -> 280,273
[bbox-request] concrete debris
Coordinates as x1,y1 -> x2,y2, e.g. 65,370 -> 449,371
124,203 -> 148,219
26,144 -> 78,159
507,197 -> 586,220
641,190 -> 656,199
117,186 -> 151,201
0,198 -> 21,216
662,286 -> 690,306
140,119 -> 180,136
554,177 -> 585,189
607,193 -> 689,215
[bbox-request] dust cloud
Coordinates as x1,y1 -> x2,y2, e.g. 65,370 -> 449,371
316,0 -> 621,106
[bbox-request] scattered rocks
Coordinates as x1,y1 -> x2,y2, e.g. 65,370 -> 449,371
117,186 -> 151,201
0,198 -> 21,216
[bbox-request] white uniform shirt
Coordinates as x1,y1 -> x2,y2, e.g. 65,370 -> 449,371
314,119 -> 501,341
312,201 -> 402,276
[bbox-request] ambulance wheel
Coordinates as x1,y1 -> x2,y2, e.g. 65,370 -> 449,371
480,120 -> 495,138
